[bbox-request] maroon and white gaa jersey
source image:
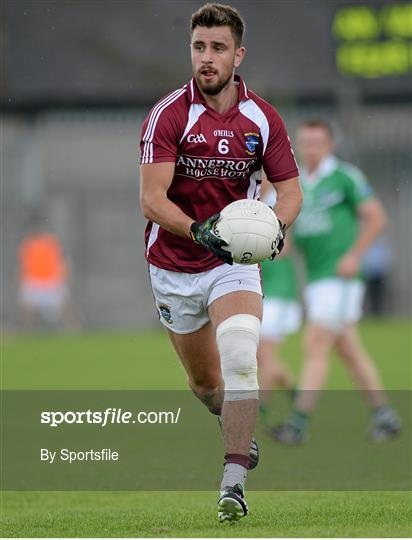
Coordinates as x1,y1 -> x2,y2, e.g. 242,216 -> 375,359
140,75 -> 299,273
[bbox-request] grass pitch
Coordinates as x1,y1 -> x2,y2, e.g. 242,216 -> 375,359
2,491 -> 411,537
1,319 -> 411,537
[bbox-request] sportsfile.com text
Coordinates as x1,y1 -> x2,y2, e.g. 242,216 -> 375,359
40,407 -> 181,427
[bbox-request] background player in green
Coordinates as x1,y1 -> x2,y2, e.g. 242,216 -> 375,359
257,184 -> 301,424
274,120 -> 401,444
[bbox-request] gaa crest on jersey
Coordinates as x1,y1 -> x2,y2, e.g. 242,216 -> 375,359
158,303 -> 173,324
244,132 -> 260,156
187,133 -> 207,143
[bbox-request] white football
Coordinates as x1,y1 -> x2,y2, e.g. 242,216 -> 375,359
213,199 -> 279,264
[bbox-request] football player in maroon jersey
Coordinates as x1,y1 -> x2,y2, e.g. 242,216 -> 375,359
140,3 -> 302,521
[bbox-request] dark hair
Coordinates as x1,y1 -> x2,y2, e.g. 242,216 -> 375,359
190,3 -> 245,48
300,119 -> 334,138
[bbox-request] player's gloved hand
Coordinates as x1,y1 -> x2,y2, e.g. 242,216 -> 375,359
190,214 -> 233,265
269,220 -> 286,260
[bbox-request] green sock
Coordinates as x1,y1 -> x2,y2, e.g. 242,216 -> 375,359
289,409 -> 310,431
288,387 -> 298,403
259,403 -> 270,424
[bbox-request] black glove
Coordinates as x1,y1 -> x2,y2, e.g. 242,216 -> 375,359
270,220 -> 286,260
190,213 -> 233,265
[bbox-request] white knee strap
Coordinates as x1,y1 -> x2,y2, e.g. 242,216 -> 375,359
216,314 -> 260,401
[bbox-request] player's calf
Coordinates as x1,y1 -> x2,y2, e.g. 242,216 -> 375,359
217,415 -> 260,470
188,380 -> 224,416
216,314 -> 261,503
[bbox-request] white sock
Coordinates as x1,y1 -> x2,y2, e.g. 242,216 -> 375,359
220,463 -> 247,492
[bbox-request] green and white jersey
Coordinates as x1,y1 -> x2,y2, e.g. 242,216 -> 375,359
261,256 -> 298,300
293,155 -> 373,283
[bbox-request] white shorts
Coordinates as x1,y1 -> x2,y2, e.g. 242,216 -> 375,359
304,278 -> 365,333
261,298 -> 302,343
149,263 -> 262,334
20,283 -> 67,314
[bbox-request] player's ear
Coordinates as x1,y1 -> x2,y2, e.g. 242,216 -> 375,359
234,47 -> 246,68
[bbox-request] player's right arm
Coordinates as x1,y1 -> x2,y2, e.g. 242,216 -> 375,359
337,197 -> 387,278
337,166 -> 386,278
140,162 -> 232,263
140,162 -> 193,239
139,95 -> 231,263
140,93 -> 196,238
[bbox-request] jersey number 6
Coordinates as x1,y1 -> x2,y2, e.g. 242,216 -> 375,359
218,139 -> 229,155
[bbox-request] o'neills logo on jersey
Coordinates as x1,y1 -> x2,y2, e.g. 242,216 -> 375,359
213,130 -> 234,137
176,155 -> 256,180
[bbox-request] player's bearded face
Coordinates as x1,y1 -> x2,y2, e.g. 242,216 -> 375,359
191,26 -> 244,96
196,64 -> 234,95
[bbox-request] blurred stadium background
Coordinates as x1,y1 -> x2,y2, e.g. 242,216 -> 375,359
2,2 -> 411,536
2,0 -> 411,330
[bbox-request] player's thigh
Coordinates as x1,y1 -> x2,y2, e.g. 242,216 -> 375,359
335,323 -> 363,358
149,264 -> 208,334
304,322 -> 337,357
167,322 -> 221,386
206,263 -> 263,328
208,290 -> 263,328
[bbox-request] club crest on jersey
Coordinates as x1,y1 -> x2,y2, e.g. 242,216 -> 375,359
158,303 -> 173,324
244,133 -> 260,156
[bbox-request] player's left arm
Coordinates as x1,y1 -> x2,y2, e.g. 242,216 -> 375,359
260,171 -> 301,258
337,197 -> 387,278
273,176 -> 302,230
261,171 -> 302,229
267,176 -> 302,259
261,106 -> 302,257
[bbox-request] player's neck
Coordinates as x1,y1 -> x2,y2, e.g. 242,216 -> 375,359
306,158 -> 323,175
201,81 -> 239,114
306,154 -> 331,175
306,163 -> 319,175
